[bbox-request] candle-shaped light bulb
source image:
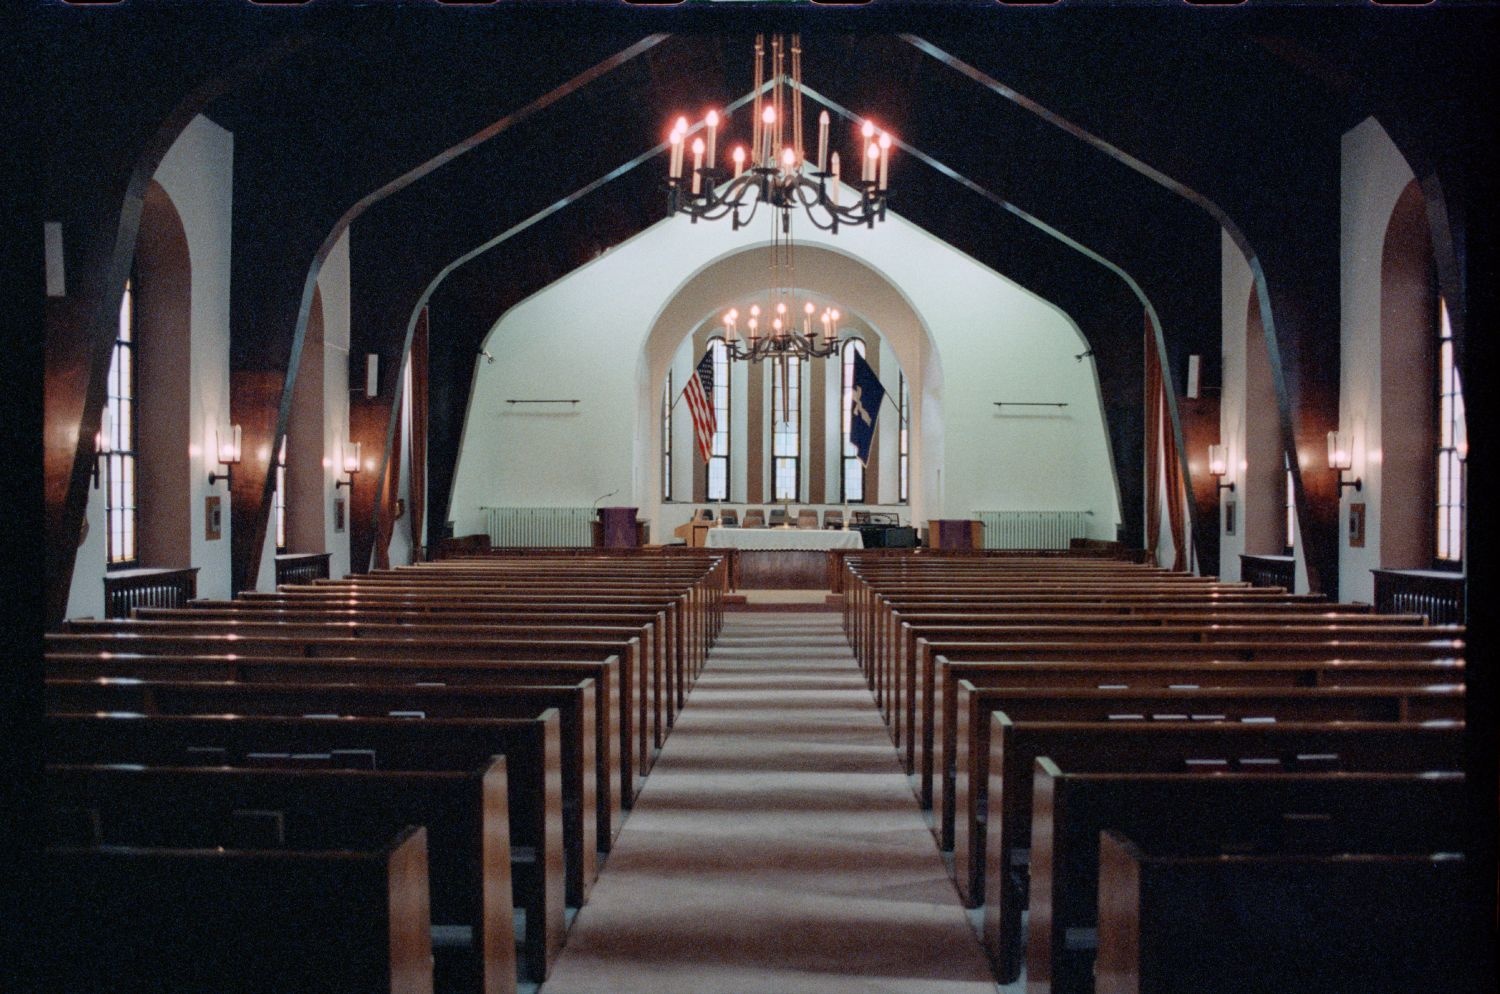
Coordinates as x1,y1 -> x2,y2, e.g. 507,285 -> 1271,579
705,109 -> 719,168
691,137 -> 705,194
749,304 -> 760,317
776,301 -> 787,316
732,145 -> 746,178
865,141 -> 879,183
748,317 -> 759,339
672,128 -> 687,179
804,301 -> 815,315
772,317 -> 783,335
878,132 -> 892,190
829,152 -> 840,206
781,146 -> 796,175
762,105 -> 776,164
816,109 -> 830,172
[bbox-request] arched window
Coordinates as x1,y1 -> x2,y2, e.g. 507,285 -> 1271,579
662,369 -> 673,502
274,435 -> 288,553
840,339 -> 866,502
104,279 -> 137,567
1435,297 -> 1466,565
898,371 -> 909,504
772,355 -> 801,501
706,338 -> 730,501
1283,452 -> 1295,554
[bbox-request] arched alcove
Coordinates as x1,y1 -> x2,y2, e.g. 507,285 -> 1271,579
637,243 -> 944,525
1379,179 -> 1437,570
133,179 -> 193,569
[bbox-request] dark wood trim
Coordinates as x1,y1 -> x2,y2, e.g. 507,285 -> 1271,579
1239,553 -> 1294,590
103,567 -> 199,619
1372,569 -> 1465,625
274,552 -> 332,587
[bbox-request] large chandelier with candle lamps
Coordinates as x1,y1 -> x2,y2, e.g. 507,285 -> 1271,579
664,33 -> 892,233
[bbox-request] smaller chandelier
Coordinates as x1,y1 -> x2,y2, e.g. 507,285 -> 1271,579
720,298 -> 843,364
665,33 -> 892,233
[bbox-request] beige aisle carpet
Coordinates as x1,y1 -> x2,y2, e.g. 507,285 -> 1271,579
538,612 -> 1001,994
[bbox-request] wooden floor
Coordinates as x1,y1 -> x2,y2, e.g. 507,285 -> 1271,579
536,612 -> 1002,994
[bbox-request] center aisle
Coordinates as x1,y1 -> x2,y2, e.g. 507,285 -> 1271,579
538,612 -> 1001,994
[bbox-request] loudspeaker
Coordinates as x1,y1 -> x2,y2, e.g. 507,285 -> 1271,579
365,354 -> 379,398
45,222 -> 65,297
1186,354 -> 1201,399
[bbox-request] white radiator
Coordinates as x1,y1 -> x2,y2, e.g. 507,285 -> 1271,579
975,510 -> 1091,550
483,506 -> 594,547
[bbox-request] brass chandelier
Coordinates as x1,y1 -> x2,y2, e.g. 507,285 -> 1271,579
663,33 -> 893,234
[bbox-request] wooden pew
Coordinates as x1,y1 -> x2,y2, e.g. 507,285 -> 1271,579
978,717 -> 1466,982
1093,831 -> 1472,994
45,634 -> 641,804
45,711 -> 568,982
921,640 -> 1464,810
947,681 -> 1466,902
1027,763 -> 1468,994
48,760 -> 517,994
47,676 -> 606,902
44,825 -> 434,994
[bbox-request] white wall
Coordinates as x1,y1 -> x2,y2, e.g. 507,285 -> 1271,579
67,114 -> 234,617
1339,117 -> 1417,603
320,231 -> 354,579
449,199 -> 1120,542
1218,231 -> 1251,580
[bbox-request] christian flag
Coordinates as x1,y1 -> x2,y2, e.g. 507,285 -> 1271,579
682,348 -> 717,463
848,349 -> 887,467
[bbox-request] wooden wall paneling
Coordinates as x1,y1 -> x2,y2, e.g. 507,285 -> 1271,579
347,394 -> 394,576
1178,394 -> 1221,579
746,360 -> 765,505
408,309 -> 429,560
809,349 -> 826,505
228,369 -> 284,595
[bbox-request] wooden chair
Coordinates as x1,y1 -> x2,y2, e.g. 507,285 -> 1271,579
719,509 -> 738,527
796,509 -> 819,529
823,510 -> 843,529
768,507 -> 788,528
741,509 -> 765,528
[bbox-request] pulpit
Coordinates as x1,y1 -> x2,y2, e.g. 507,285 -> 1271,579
593,506 -> 646,548
928,518 -> 984,550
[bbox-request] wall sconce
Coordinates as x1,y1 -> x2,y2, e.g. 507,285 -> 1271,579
335,441 -> 361,490
1207,444 -> 1234,493
91,409 -> 112,489
1326,430 -> 1362,493
208,424 -> 242,487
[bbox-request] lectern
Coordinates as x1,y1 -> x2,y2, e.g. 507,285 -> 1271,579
594,506 -> 645,548
928,518 -> 984,550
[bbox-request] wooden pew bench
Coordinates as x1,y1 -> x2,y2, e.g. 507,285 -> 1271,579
48,675 -> 608,894
978,717 -> 1466,982
45,634 -> 641,803
44,711 -> 567,982
1093,831 -> 1472,994
920,640 -> 1464,809
47,760 -> 517,994
1026,764 -> 1468,994
946,681 -> 1466,901
44,825 -> 434,994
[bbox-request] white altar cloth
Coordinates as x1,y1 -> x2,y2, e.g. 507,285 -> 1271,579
705,527 -> 865,551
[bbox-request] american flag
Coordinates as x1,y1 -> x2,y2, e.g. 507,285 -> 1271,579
682,348 -> 717,463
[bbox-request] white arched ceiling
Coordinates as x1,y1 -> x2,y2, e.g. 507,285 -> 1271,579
637,242 -> 945,523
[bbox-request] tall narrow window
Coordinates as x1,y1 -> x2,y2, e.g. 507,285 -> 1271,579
662,369 -> 673,502
772,355 -> 801,501
840,339 -> 866,502
898,371 -> 910,504
273,435 -> 288,553
1283,451 -> 1295,554
104,280 -> 137,567
1435,298 -> 1467,565
706,338 -> 730,501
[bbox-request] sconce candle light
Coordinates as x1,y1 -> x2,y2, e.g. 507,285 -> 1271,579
91,409 -> 113,489
1207,443 -> 1234,493
1326,430 -> 1362,492
335,441 -> 361,490
208,424 -> 242,487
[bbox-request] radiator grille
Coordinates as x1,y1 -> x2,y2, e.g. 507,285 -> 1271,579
483,506 -> 594,547
975,510 -> 1090,550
